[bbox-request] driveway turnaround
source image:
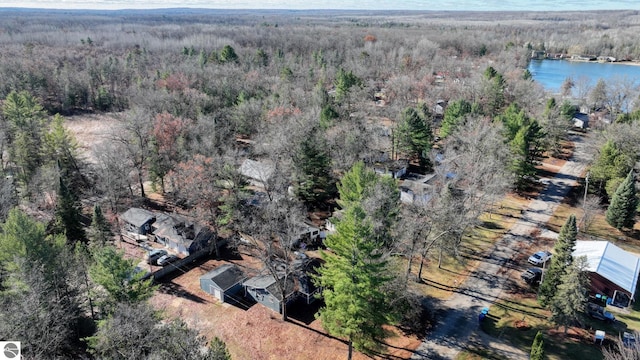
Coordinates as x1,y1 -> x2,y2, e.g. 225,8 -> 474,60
412,134 -> 588,360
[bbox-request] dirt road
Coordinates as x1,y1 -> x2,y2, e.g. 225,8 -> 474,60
412,134 -> 588,359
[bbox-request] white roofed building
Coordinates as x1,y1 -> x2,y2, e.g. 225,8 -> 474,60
573,240 -> 640,307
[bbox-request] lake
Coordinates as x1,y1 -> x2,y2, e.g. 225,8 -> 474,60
528,59 -> 640,94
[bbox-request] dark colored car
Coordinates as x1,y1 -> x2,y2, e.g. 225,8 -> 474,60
520,268 -> 543,284
623,332 -> 636,348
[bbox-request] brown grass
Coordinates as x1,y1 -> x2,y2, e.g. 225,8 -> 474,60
64,113 -> 120,163
148,253 -> 421,360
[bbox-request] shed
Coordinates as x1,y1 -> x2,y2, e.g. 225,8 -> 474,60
573,240 -> 640,307
120,208 -> 155,235
200,264 -> 245,303
243,274 -> 296,314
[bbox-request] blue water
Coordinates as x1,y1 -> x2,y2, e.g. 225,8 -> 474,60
528,59 -> 640,94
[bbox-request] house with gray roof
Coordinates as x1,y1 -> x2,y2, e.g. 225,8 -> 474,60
239,159 -> 275,188
243,274 -> 296,314
120,208 -> 156,235
152,213 -> 214,256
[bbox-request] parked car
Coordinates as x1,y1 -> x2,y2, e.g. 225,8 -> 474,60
147,249 -> 168,265
157,254 -> 179,266
587,302 -> 616,323
623,332 -> 637,348
520,268 -> 543,284
528,251 -> 552,266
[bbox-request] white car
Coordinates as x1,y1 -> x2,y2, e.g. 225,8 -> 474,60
156,254 -> 179,266
146,249 -> 168,265
528,251 -> 552,266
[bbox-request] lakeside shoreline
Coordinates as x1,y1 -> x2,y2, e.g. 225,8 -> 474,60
540,58 -> 640,67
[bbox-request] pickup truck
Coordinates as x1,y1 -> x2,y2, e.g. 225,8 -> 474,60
586,303 -> 616,323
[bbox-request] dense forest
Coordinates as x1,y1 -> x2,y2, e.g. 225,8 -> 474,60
2,8 -> 640,359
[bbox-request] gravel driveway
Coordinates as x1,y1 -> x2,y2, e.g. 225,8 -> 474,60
412,134 -> 588,359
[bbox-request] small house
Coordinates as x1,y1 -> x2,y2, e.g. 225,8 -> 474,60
434,99 -> 446,117
573,112 -> 589,129
373,159 -> 408,179
243,274 -> 296,314
200,264 -> 246,303
120,208 -> 156,235
294,223 -> 321,248
400,179 -> 433,206
573,241 -> 640,307
239,159 -> 275,187
531,50 -> 546,60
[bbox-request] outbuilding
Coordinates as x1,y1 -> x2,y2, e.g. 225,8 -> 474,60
200,264 -> 245,304
573,240 -> 640,307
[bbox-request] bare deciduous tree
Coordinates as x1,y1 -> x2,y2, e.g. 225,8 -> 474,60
405,117 -> 512,278
109,108 -> 153,198
602,331 -> 640,360
92,141 -> 135,211
579,194 -> 601,233
240,196 -> 308,321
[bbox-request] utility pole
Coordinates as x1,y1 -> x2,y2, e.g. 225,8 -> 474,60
583,171 -> 590,205
580,171 -> 590,231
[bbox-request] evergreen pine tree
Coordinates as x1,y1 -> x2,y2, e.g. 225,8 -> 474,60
89,204 -> 112,246
53,176 -> 86,244
335,161 -> 378,209
88,246 -> 157,313
2,91 -> 47,186
538,214 -> 577,306
334,68 -> 361,105
549,257 -> 589,334
316,205 -> 393,358
292,127 -> 336,207
496,103 -> 544,189
440,99 -> 473,138
218,45 -> 238,63
44,114 -> 83,190
530,331 -> 545,360
396,106 -> 434,171
606,171 -> 638,230
315,162 -> 398,359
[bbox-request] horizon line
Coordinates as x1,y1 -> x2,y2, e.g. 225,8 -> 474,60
0,6 -> 637,12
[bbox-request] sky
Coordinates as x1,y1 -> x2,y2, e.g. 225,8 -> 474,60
1,0 -> 639,11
